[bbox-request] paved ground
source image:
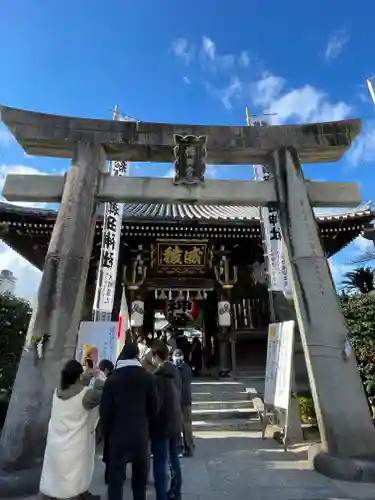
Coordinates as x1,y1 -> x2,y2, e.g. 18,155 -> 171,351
89,431 -> 375,500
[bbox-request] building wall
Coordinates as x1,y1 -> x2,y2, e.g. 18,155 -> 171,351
0,269 -> 16,295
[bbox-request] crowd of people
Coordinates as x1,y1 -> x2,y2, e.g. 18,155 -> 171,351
39,330 -> 201,500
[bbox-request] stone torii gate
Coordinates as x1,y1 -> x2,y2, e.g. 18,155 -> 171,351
0,105 -> 375,495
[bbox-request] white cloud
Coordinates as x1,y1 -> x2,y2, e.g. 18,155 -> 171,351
324,29 -> 349,62
239,51 -> 250,67
252,73 -> 285,107
170,38 -> 195,65
0,129 -> 13,147
206,77 -> 243,110
202,36 -> 216,61
0,164 -> 47,301
200,36 -> 237,73
347,121 -> 375,166
171,36 -> 248,74
183,76 -> 191,85
252,73 -> 351,124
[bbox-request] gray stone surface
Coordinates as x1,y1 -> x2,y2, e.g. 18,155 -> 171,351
87,431 -> 375,500
271,146 -> 375,460
2,173 -> 361,208
0,105 -> 360,164
5,431 -> 375,500
0,141 -> 106,496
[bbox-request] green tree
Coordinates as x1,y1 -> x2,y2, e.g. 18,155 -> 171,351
341,294 -> 375,403
0,293 -> 31,393
341,266 -> 375,294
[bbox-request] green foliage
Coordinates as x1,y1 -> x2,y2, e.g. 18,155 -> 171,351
341,293 -> 375,402
341,266 -> 375,294
0,293 -> 32,394
299,396 -> 316,423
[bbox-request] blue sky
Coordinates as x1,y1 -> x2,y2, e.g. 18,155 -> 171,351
1,0 -> 375,299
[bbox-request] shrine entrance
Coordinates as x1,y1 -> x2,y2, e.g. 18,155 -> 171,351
0,105 -> 374,488
121,237 -> 241,376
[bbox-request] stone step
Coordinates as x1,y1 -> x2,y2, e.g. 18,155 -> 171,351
192,417 -> 261,432
191,381 -> 246,393
192,400 -> 254,411
192,407 -> 258,420
192,391 -> 250,401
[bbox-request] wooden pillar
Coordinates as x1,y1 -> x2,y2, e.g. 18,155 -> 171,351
271,147 -> 375,460
143,290 -> 155,336
0,141 -> 105,496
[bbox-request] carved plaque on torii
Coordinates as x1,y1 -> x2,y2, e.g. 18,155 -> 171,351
173,134 -> 207,185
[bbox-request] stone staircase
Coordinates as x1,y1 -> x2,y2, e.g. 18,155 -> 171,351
191,380 -> 261,432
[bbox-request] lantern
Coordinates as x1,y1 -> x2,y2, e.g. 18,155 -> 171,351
131,300 -> 144,328
218,300 -> 231,327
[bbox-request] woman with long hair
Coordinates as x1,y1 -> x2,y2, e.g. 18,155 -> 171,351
40,359 -> 104,500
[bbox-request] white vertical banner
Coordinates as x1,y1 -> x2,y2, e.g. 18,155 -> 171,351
93,109 -> 138,319
254,165 -> 290,295
93,160 -> 128,315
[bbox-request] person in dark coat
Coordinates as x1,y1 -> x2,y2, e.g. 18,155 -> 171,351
100,343 -> 159,500
190,337 -> 203,376
172,349 -> 194,457
150,340 -> 183,500
174,331 -> 191,364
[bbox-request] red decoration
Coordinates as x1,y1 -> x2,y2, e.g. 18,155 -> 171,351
191,299 -> 199,320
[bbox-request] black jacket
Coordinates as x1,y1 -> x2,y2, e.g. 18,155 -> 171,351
100,360 -> 158,454
150,361 -> 182,440
175,335 -> 191,363
177,362 -> 192,407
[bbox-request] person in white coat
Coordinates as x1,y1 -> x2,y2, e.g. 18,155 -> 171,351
40,359 -> 104,500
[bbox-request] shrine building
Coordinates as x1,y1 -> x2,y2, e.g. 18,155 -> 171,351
0,199 -> 373,375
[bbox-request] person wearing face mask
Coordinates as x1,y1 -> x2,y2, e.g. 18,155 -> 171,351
150,340 -> 183,500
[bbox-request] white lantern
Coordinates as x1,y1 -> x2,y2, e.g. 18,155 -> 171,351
218,300 -> 231,327
131,300 -> 144,328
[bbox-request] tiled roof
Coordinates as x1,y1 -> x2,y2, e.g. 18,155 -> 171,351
0,201 -> 373,223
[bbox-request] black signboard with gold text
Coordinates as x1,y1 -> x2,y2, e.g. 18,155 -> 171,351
153,241 -> 208,273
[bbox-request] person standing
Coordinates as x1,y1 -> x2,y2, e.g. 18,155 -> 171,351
98,359 -> 114,378
96,359 -> 114,485
100,343 -> 159,500
190,337 -> 203,376
175,331 -> 190,364
136,334 -> 149,360
40,360 -> 104,500
150,340 -> 183,500
172,350 -> 194,457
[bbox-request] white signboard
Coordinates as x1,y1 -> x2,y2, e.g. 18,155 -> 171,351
93,161 -> 128,314
253,165 -> 291,297
264,321 -> 295,410
76,321 -> 118,365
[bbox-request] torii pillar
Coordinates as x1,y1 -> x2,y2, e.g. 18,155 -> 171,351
0,140 -> 106,496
